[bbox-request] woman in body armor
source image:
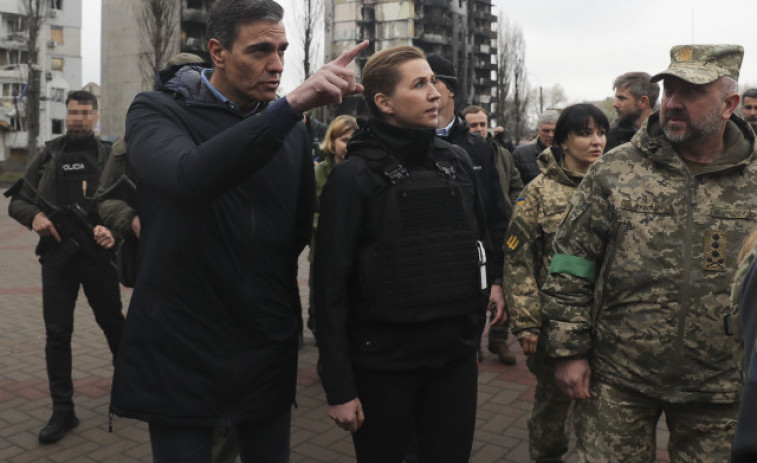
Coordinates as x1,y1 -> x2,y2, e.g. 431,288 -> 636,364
313,46 -> 505,462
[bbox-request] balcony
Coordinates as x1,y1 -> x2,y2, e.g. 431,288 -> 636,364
416,32 -> 446,44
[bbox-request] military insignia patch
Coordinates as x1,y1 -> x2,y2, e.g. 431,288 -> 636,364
516,197 -> 525,206
704,230 -> 727,271
505,221 -> 526,253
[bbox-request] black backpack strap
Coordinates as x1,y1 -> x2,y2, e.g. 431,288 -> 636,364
430,137 -> 461,179
352,147 -> 409,185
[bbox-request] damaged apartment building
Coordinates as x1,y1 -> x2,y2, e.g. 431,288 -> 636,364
0,0 -> 82,164
326,0 -> 498,116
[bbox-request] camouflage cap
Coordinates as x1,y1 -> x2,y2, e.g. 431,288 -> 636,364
650,44 -> 744,85
166,52 -> 203,67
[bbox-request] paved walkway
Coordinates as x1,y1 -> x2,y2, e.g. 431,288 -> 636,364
0,194 -> 671,462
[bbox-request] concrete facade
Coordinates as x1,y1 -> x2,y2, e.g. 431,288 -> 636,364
327,0 -> 497,117
100,0 -> 213,138
99,0 -> 139,138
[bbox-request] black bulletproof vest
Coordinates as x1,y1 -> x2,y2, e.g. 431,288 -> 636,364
352,140 -> 485,324
55,141 -> 100,215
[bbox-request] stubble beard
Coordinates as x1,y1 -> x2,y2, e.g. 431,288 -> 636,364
66,128 -> 93,140
619,106 -> 642,126
662,105 -> 723,144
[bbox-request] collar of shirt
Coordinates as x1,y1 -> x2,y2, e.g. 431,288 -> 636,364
200,69 -> 237,109
435,117 -> 455,137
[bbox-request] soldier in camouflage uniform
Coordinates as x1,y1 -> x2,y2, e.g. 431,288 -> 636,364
504,104 -> 608,463
542,44 -> 753,462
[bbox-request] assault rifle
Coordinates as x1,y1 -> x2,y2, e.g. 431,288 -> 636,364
5,177 -> 117,272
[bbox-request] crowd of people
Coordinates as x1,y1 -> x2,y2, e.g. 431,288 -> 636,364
7,0 -> 757,462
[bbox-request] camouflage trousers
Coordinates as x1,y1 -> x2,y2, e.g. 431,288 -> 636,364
526,351 -> 574,463
575,380 -> 738,463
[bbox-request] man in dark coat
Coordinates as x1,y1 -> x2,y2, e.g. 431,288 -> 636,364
109,0 -> 367,461
512,110 -> 559,184
604,71 -> 659,152
427,54 -> 512,364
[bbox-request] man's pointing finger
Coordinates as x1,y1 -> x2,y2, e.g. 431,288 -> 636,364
333,40 -> 369,67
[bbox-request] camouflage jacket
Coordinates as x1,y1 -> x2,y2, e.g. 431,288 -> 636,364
485,131 -> 524,209
504,147 -> 583,340
542,112 -> 757,403
96,137 -> 138,240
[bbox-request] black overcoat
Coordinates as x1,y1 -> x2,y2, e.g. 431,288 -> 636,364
110,65 -> 314,425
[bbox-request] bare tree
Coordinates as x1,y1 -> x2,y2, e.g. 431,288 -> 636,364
287,0 -> 323,81
508,22 -> 529,144
495,13 -> 529,143
137,0 -> 180,89
530,84 -> 567,115
19,0 -> 46,164
285,0 -> 323,119
595,97 -> 616,122
495,12 -> 513,127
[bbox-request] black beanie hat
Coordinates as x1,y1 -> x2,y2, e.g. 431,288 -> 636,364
427,54 -> 458,94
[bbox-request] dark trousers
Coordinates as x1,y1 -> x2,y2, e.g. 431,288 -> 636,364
352,352 -> 478,463
41,252 -> 123,413
148,409 -> 291,463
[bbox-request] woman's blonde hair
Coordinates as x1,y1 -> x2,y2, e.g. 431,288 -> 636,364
361,45 -> 427,118
320,115 -> 358,157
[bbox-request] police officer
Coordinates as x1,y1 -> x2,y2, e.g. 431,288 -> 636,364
8,90 -> 123,444
542,45 -> 753,462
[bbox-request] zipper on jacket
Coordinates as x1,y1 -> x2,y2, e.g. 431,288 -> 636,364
672,171 -> 697,387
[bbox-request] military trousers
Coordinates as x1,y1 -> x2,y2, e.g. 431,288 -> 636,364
526,349 -> 573,463
41,251 -> 123,413
575,380 -> 737,463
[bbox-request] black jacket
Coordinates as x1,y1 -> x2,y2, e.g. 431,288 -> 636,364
313,118 -> 489,405
512,137 -> 547,184
441,115 -> 508,281
9,134 -> 108,232
110,65 -> 314,425
8,134 -> 111,265
604,122 -> 637,153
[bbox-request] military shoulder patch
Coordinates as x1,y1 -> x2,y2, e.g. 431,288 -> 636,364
504,221 -> 526,253
516,197 -> 526,206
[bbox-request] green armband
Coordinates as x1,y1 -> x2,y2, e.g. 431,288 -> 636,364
549,254 -> 597,284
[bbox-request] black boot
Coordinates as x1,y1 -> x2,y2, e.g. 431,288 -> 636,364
39,411 -> 79,444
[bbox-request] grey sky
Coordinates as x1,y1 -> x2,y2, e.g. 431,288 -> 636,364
81,0 -> 100,85
84,0 -> 757,103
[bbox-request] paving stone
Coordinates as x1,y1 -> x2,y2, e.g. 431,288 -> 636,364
0,195 -> 673,462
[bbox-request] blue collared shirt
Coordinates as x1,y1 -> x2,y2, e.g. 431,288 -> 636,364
436,117 -> 455,137
199,68 -> 301,140
201,68 -> 266,114
201,69 -> 237,109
